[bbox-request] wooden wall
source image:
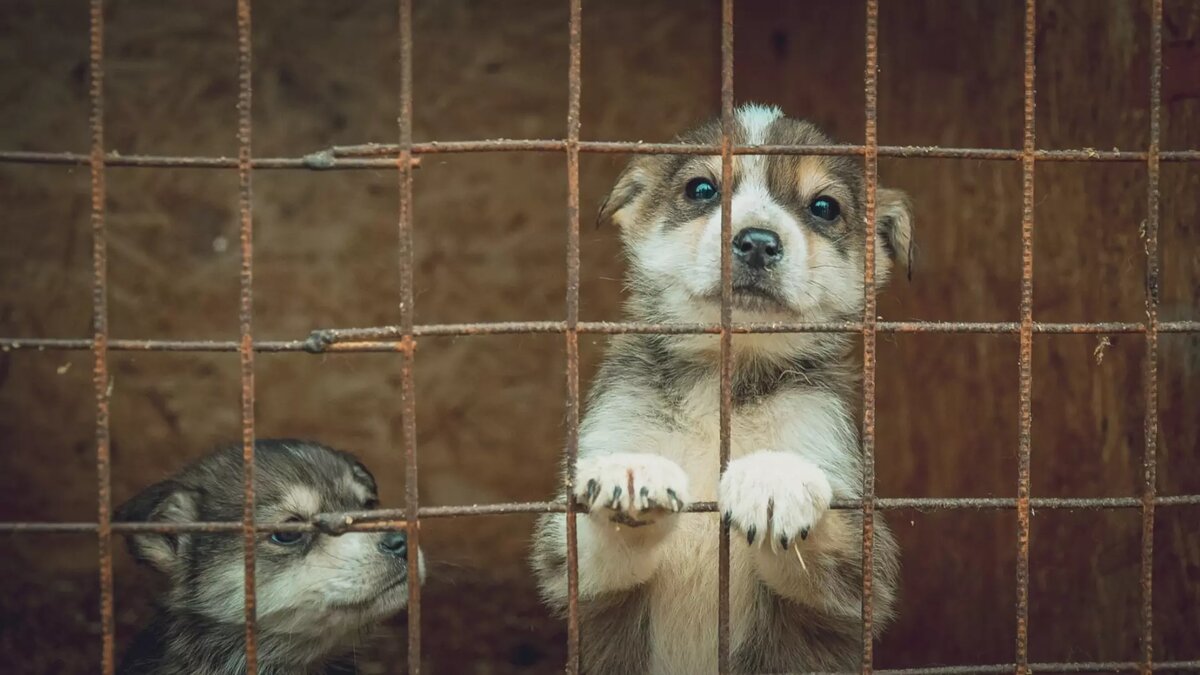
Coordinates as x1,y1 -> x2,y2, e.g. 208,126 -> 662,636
1,0 -> 1197,671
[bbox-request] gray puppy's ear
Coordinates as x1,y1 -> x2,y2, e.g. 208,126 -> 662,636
875,187 -> 916,281
115,480 -> 200,579
345,454 -> 379,497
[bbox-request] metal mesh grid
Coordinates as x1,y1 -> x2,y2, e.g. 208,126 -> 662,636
1,0 -> 1198,673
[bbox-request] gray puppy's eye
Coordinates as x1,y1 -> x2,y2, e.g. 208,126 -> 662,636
269,516 -> 306,545
270,531 -> 304,545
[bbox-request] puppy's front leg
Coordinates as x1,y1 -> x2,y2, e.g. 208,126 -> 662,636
533,451 -> 690,609
719,451 -> 893,626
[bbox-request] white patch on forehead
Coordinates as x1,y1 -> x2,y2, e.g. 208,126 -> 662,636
735,104 -> 781,190
737,103 -> 782,145
279,485 -> 321,517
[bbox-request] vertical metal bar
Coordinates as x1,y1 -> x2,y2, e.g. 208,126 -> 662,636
88,1 -> 114,673
1015,1 -> 1038,672
717,0 -> 735,672
564,0 -> 583,672
860,1 -> 880,671
234,0 -> 258,671
1140,1 -> 1163,672
396,0 -> 421,671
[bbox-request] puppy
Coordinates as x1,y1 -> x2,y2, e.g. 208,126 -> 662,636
116,439 -> 423,675
533,104 -> 909,674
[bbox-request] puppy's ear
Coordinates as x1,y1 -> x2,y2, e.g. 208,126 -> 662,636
875,187 -> 916,281
348,457 -> 378,497
596,160 -> 650,229
115,480 -> 199,579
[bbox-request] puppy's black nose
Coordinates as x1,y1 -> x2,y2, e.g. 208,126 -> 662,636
379,530 -> 408,558
732,227 -> 783,269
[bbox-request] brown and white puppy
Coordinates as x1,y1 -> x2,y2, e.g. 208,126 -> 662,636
532,104 -> 909,674
116,439 -> 423,675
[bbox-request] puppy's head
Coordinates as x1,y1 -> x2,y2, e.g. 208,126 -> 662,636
116,439 -> 423,637
600,104 -> 913,330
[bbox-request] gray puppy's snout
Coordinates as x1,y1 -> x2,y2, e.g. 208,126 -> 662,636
379,530 -> 408,558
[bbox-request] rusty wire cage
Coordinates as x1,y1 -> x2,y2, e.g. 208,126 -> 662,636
1,0 -> 1199,673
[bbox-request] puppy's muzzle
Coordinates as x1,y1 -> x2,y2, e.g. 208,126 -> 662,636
732,227 -> 783,270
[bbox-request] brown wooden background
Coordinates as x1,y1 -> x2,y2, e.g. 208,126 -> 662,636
1,1 -> 1198,672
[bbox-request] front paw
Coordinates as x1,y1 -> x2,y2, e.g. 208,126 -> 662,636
719,451 -> 832,551
573,453 -> 690,527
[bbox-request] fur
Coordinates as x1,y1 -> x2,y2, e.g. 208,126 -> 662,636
533,105 -> 909,674
115,439 -> 423,675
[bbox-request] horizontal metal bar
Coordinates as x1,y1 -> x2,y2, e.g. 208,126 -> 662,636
0,520 -> 411,534
865,495 -> 1200,509
4,146 -> 1199,171
285,494 -> 1200,520
330,140 -> 1200,161
858,660 -> 1200,675
282,319 -> 1200,341
6,494 -> 1199,534
4,320 -> 1198,354
0,150 -> 419,170
0,337 -> 394,353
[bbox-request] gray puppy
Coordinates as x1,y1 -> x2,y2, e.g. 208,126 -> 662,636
116,439 -> 423,675
533,105 -> 908,674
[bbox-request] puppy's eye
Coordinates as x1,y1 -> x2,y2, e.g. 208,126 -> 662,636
269,530 -> 305,546
684,177 -> 718,202
809,196 -> 840,221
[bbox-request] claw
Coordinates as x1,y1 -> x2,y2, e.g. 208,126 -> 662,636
639,486 -> 651,510
586,479 -> 599,504
666,488 -> 683,512
722,511 -> 732,529
746,525 -> 757,546
779,535 -> 790,551
610,485 -> 623,509
800,526 -> 810,541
